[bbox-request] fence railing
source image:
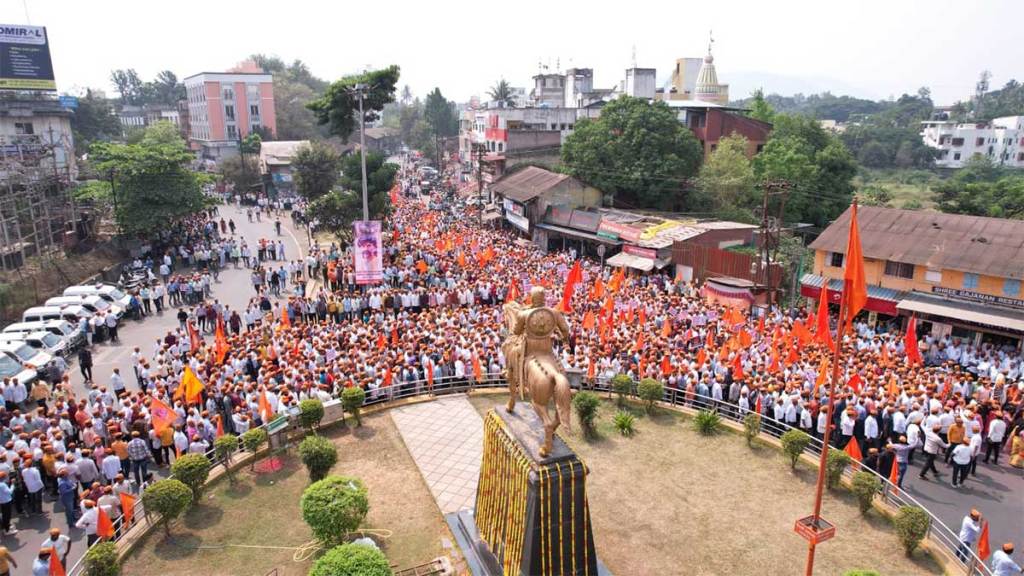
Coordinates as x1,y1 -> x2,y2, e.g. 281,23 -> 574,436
66,372 -> 993,575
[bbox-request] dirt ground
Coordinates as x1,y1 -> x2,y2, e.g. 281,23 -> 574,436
468,393 -> 943,576
122,410 -> 454,576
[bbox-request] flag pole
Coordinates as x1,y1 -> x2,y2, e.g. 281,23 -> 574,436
805,200 -> 858,576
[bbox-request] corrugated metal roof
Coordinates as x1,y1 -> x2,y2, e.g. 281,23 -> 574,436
491,166 -> 570,203
897,292 -> 1024,333
634,225 -> 704,248
800,274 -> 906,302
809,206 -> 1024,280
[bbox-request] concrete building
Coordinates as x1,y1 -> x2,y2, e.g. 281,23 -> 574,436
490,166 -> 602,239
0,95 -> 76,180
665,100 -> 772,158
530,73 -> 565,107
624,68 -> 657,100
663,57 -> 704,100
921,116 -> 1024,169
362,127 -> 400,155
259,140 -> 309,197
804,205 -> 1024,348
116,104 -> 180,136
183,71 -> 276,161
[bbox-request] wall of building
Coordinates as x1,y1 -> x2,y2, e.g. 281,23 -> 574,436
259,82 -> 277,136
204,82 -> 225,141
922,116 -> 1024,169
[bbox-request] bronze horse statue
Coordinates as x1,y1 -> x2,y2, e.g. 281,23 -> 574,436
502,286 -> 573,457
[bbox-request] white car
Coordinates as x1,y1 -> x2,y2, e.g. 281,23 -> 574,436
0,352 -> 36,388
3,320 -> 83,350
0,331 -> 68,357
64,284 -> 132,310
22,305 -> 93,324
45,295 -> 123,320
0,341 -> 54,374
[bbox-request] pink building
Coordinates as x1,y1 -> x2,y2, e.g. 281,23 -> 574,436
183,71 -> 276,160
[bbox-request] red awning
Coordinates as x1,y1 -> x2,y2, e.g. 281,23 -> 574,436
800,282 -> 901,316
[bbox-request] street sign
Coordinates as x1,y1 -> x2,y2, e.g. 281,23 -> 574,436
794,516 -> 836,544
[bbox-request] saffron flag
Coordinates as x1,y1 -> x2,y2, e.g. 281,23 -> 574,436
634,331 -> 645,353
216,415 -> 224,438
391,327 -> 399,346
587,358 -> 596,379
506,279 -> 521,303
120,492 -> 137,526
843,202 -> 868,329
739,330 -> 753,348
590,277 -> 605,301
887,373 -> 899,397
638,307 -> 647,326
755,394 -> 762,415
816,286 -> 831,347
637,356 -> 646,378
425,359 -> 434,390
844,437 -> 863,464
214,319 -> 230,365
769,349 -> 780,373
97,507 -> 115,539
49,550 -> 66,576
848,373 -> 863,394
376,333 -> 386,350
661,355 -> 671,375
188,321 -> 201,353
383,367 -> 392,387
732,355 -> 745,381
560,261 -> 583,313
661,320 -> 672,338
757,316 -> 765,335
259,390 -> 273,422
280,305 -> 290,328
582,310 -> 596,331
888,457 -> 899,486
696,348 -> 707,366
149,395 -> 177,436
786,342 -> 800,365
880,342 -> 890,366
814,358 -> 830,393
608,268 -> 624,292
457,251 -> 466,267
905,315 -> 922,366
978,520 -> 991,561
472,354 -> 483,381
181,367 -> 204,405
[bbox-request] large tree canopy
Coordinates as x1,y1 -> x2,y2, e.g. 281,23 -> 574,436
249,54 -> 329,140
693,134 -> 758,222
308,66 -> 400,142
307,152 -> 397,239
934,156 -> 1024,219
561,96 -> 702,208
292,142 -> 342,201
70,89 -> 122,152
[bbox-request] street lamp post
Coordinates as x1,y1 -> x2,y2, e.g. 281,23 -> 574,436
355,83 -> 370,221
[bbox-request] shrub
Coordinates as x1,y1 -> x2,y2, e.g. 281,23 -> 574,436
170,453 -> 211,500
743,412 -> 761,447
213,434 -> 239,482
572,391 -> 601,438
609,374 -> 633,406
241,427 -> 268,471
826,449 -> 852,489
693,409 -> 721,436
301,476 -> 369,547
780,429 -> 811,469
341,386 -> 366,427
637,378 -> 664,413
141,479 -> 193,535
299,434 -> 338,481
309,543 -> 389,576
842,571 -> 881,576
299,398 -> 325,431
613,411 -> 636,437
83,541 -> 120,576
851,471 -> 881,515
893,506 -> 930,556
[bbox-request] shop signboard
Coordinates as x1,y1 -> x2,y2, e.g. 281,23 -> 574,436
623,244 -> 658,260
932,286 -> 1024,310
597,220 -> 641,242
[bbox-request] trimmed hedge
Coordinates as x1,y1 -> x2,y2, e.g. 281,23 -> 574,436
309,543 -> 389,576
301,476 -> 369,547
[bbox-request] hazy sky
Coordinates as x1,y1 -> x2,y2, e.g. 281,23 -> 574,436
3,0 -> 1019,105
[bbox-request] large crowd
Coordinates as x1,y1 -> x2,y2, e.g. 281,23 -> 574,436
0,163 -> 1022,574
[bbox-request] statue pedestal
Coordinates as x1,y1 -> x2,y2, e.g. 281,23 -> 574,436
450,406 -> 602,576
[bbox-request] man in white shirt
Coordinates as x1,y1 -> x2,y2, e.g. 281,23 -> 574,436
919,424 -> 948,481
41,527 -> 71,566
21,458 -> 44,514
984,413 -> 1008,465
991,543 -> 1022,576
75,499 -> 100,546
951,438 -> 973,488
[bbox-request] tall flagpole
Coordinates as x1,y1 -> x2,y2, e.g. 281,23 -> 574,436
803,199 -> 858,576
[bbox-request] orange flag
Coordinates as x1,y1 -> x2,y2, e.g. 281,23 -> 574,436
181,367 -> 204,405
416,260 -> 428,274
816,285 -> 831,346
188,321 -> 201,352
391,327 -> 399,347
49,550 -> 66,576
214,319 -> 230,365
603,297 -> 614,317
978,520 -> 991,561
383,367 -> 392,387
457,251 -> 467,267
843,202 -> 868,329
786,342 -> 799,365
769,349 -> 780,373
814,358 -> 830,394
472,354 -> 483,381
582,310 -> 596,330
97,507 -> 115,539
888,457 -> 899,486
120,492 -> 137,526
848,373 -> 863,394
844,438 -> 863,464
887,373 -> 899,397
216,415 -> 224,438
661,320 -> 672,338
757,316 -> 766,335
731,355 -> 745,381
590,276 -> 605,301
696,348 -> 707,366
425,359 -> 434,390
559,261 -> 582,313
879,342 -> 890,366
608,268 -> 624,292
149,395 -> 177,437
634,331 -> 645,353
258,389 -> 273,422
905,315 -> 922,366
739,330 -> 753,348
376,333 -> 386,350
638,307 -> 647,326
660,355 -> 671,376
587,358 -> 596,379
506,279 -> 520,303
638,355 -> 646,377
280,305 -> 291,328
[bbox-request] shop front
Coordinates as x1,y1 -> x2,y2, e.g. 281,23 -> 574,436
896,289 -> 1024,350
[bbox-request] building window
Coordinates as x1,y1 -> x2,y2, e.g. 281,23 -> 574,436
951,137 -> 964,146
14,122 -> 34,135
954,152 -> 961,161
962,273 -> 979,289
976,137 -> 985,146
225,105 -> 235,121
884,260 -> 914,279
828,252 -> 844,268
1004,278 -> 1021,297
250,104 -> 259,118
223,88 -> 234,101
226,125 -> 238,140
925,269 -> 942,284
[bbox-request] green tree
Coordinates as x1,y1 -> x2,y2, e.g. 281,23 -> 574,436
70,89 -> 122,152
561,96 -> 702,208
488,79 -> 517,107
83,542 -> 121,576
301,476 -> 369,546
933,155 -> 1024,218
240,132 -> 262,154
341,386 -> 366,426
309,65 -> 401,142
110,69 -> 144,105
214,434 -> 239,483
218,154 -> 261,194
170,453 -> 212,500
293,142 -> 341,201
748,89 -> 775,123
694,134 -> 758,220
151,70 -> 185,105
91,124 -> 207,236
299,434 -> 338,481
141,479 -> 193,536
249,54 -> 330,140
857,141 -> 890,168
423,87 -> 459,138
308,152 -> 396,239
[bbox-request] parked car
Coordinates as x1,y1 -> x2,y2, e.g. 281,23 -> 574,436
64,284 -> 132,310
23,305 -> 94,324
0,341 -> 55,374
0,331 -> 69,358
45,295 -> 123,320
3,320 -> 83,350
0,351 -> 36,388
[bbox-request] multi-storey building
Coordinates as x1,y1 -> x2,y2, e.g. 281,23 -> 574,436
921,116 -> 1024,168
0,94 -> 76,179
803,205 -> 1024,348
183,71 -> 276,161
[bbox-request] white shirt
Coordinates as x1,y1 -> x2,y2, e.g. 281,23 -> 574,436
41,534 -> 71,557
988,419 -> 1007,443
951,444 -> 973,466
992,550 -> 1022,576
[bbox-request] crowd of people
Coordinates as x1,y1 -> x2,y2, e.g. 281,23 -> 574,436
0,162 -> 1021,573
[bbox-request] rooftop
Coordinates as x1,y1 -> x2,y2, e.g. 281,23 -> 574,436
809,205 -> 1024,280
491,166 -> 570,203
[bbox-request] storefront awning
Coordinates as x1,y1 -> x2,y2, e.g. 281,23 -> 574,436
896,292 -> 1024,333
606,251 -> 671,272
536,223 -> 622,246
800,274 -> 905,316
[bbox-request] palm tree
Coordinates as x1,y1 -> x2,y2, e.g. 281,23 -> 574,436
488,79 -> 516,108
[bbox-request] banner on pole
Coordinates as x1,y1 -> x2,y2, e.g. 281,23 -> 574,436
354,220 -> 383,285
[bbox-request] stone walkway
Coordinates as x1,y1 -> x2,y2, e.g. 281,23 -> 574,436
390,395 -> 485,514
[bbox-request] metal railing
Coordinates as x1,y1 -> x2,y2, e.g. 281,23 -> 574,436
65,372 -> 993,575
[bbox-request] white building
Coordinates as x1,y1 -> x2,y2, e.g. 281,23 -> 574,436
921,116 -> 1024,168
0,96 -> 77,180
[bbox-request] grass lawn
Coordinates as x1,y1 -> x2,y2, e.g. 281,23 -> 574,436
468,393 -> 943,576
122,410 -> 453,576
856,168 -> 943,210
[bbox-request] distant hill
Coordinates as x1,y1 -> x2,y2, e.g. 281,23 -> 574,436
731,92 -> 892,122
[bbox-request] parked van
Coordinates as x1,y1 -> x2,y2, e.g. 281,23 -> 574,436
3,320 -> 83,350
64,284 -> 132,310
22,305 -> 93,324
0,341 -> 54,374
0,350 -> 36,387
0,330 -> 68,357
44,295 -> 123,320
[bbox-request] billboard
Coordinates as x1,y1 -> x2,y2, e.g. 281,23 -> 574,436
353,220 -> 383,285
0,24 -> 56,91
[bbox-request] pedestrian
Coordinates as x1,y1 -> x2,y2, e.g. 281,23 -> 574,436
919,424 -> 947,481
0,472 -> 15,536
951,438 -> 973,488
57,469 -> 78,528
78,347 -> 93,382
21,457 -> 43,514
41,528 -> 71,569
106,311 -> 119,342
992,543 -> 1021,575
0,544 -> 15,575
75,499 -> 100,546
127,431 -> 151,487
956,509 -> 982,561
984,412 -> 1007,465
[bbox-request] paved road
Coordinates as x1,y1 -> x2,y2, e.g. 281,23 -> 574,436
1,203 -> 308,573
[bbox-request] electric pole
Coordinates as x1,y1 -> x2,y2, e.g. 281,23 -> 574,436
475,143 -> 485,226
758,179 -> 790,312
355,83 -> 370,221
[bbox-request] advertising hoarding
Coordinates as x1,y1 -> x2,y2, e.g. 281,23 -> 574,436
0,25 -> 56,91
